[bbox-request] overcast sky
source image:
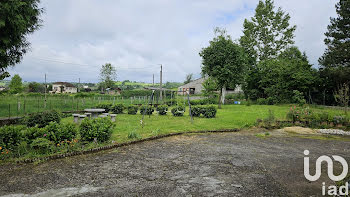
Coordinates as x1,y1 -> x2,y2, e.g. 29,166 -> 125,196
8,0 -> 337,83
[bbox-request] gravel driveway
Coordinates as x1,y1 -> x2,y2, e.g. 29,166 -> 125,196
0,129 -> 349,197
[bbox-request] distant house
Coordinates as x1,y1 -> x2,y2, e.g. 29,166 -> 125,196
177,77 -> 243,95
106,87 -> 122,95
51,82 -> 77,94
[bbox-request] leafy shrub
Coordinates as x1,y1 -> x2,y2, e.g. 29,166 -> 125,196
319,112 -> 330,123
44,122 -> 78,144
95,103 -> 112,112
111,104 -> 125,114
190,106 -> 203,117
140,105 -> 154,115
127,105 -> 139,115
292,90 -> 306,106
202,105 -> 217,118
22,126 -> 46,143
0,125 -> 26,150
333,115 -> 348,125
30,138 -> 53,154
257,98 -> 268,105
189,100 -> 201,106
171,105 -> 185,116
79,118 -> 114,142
165,99 -> 176,106
156,105 -> 168,115
245,100 -> 252,106
26,110 -> 61,128
128,130 -> 141,139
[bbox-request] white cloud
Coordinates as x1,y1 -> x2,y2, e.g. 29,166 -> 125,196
9,0 -> 337,83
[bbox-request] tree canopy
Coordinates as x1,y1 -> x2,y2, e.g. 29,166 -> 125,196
0,0 -> 43,80
240,0 -> 296,62
100,63 -> 117,90
9,74 -> 23,94
200,28 -> 247,107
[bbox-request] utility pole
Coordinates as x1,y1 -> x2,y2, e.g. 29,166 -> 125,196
78,78 -> 80,92
159,64 -> 162,100
44,73 -> 47,108
153,74 -> 154,86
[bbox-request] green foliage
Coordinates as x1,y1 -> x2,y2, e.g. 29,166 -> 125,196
156,105 -> 168,115
95,103 -> 112,112
202,77 -> 218,97
200,28 -> 247,107
44,122 -> 78,144
79,118 -> 114,142
127,105 -> 138,115
184,73 -> 193,84
319,0 -> 350,70
189,98 -> 217,106
111,104 -> 125,114
25,110 -> 61,128
9,74 -> 23,94
128,130 -> 141,139
30,138 -> 53,154
100,63 -> 117,90
171,105 -> 185,116
202,105 -> 217,118
0,0 -> 43,80
27,82 -> 45,93
292,90 -> 306,106
240,0 -> 296,62
190,106 -> 203,117
140,105 -> 154,115
0,125 -> 25,150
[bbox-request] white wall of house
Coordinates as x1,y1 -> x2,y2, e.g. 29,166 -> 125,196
52,84 -> 77,94
177,78 -> 243,95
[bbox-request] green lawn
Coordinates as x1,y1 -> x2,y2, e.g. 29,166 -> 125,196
62,104 -> 349,144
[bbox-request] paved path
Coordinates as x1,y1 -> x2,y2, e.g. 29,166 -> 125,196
1,130 -> 350,197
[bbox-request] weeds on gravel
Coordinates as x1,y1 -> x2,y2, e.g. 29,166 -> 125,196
255,132 -> 270,138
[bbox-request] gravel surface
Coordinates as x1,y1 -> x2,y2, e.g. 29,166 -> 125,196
318,129 -> 350,136
0,129 -> 350,197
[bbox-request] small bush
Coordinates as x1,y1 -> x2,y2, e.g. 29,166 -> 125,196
95,103 -> 112,112
292,90 -> 306,106
79,118 -> 114,142
156,105 -> 168,115
30,138 -> 54,154
190,106 -> 203,117
0,125 -> 26,150
257,98 -> 268,105
202,105 -> 217,118
140,105 -> 154,115
26,110 -> 61,128
44,122 -> 78,144
171,105 -> 185,116
127,105 -> 139,115
111,104 -> 125,114
128,130 -> 141,139
245,100 -> 252,106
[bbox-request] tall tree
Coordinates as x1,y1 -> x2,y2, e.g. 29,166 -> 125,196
239,0 -> 296,100
319,0 -> 350,84
0,0 -> 43,79
200,28 -> 247,108
184,73 -> 193,84
9,74 -> 23,94
100,63 -> 117,91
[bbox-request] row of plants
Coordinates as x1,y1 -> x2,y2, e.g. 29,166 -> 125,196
286,106 -> 349,128
190,105 -> 217,118
0,117 -> 114,160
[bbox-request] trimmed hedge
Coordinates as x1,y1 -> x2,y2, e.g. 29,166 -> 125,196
156,105 -> 168,115
189,105 -> 217,118
140,105 -> 154,115
79,117 -> 114,142
111,104 -> 125,114
171,105 -> 185,116
95,103 -> 112,112
127,105 -> 139,115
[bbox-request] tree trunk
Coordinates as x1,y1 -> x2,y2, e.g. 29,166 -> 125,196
218,87 -> 222,109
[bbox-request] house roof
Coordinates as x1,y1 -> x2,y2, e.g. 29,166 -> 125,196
178,77 -> 206,88
53,82 -> 75,87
